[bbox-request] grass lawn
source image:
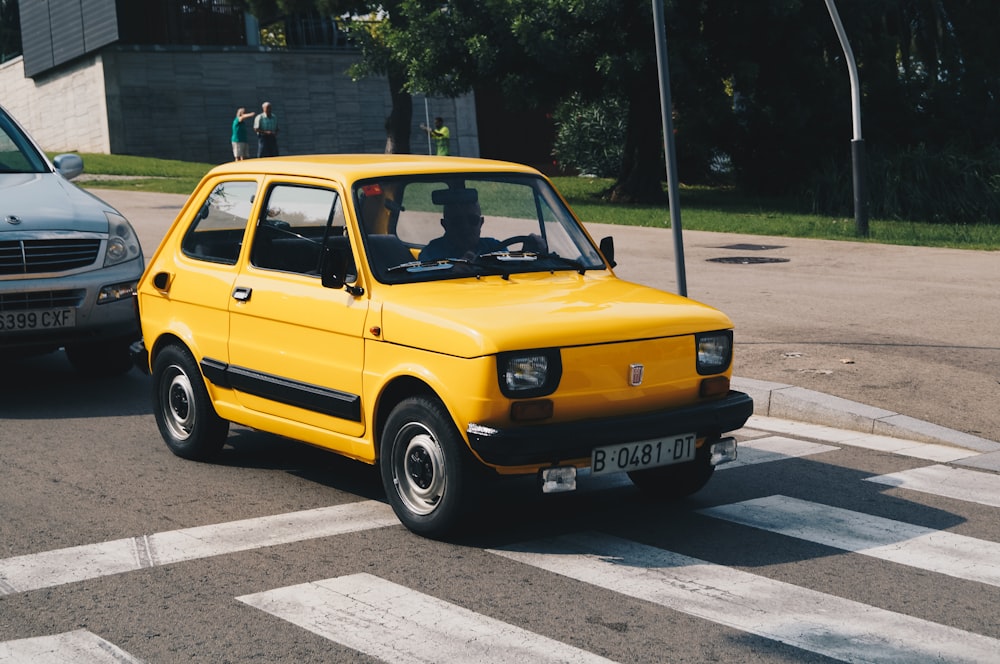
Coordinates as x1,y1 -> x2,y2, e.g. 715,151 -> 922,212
63,153 -> 1000,250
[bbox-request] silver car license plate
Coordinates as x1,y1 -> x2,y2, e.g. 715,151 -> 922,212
591,433 -> 697,476
0,308 -> 76,332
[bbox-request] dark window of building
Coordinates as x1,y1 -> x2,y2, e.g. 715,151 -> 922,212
0,0 -> 22,64
116,0 -> 246,46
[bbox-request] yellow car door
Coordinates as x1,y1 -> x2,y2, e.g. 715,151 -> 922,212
153,177 -> 259,373
226,179 -> 369,441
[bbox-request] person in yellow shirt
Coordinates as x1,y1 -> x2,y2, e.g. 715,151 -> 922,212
420,116 -> 450,156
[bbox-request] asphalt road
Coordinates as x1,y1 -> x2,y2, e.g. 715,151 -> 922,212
2,353 -> 1000,662
98,187 -> 1000,444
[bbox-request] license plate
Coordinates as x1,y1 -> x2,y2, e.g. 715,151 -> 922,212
0,308 -> 76,332
591,433 -> 697,476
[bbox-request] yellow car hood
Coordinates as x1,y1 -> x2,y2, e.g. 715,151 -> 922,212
377,273 -> 733,357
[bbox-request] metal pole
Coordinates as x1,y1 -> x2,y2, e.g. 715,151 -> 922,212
823,0 -> 869,237
652,0 -> 687,296
424,97 -> 432,155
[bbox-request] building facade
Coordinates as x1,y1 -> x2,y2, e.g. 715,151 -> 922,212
1,0 -> 478,163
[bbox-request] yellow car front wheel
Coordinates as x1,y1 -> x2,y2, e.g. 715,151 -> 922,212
380,396 -> 476,538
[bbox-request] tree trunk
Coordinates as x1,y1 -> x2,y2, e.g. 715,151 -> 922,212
385,66 -> 413,154
605,67 -> 668,204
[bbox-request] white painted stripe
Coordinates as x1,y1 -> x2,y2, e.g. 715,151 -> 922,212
0,630 -> 143,664
867,464 -> 1000,508
718,436 -> 837,470
700,495 -> 1000,587
238,573 -> 615,664
0,501 -> 397,595
491,533 -> 1000,663
746,416 -> 974,461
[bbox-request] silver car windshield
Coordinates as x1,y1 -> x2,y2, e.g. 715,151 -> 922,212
353,173 -> 606,284
0,111 -> 49,174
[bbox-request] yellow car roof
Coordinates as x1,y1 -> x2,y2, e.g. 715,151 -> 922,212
205,154 -> 542,182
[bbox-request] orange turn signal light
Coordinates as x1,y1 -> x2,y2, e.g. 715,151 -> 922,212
510,399 -> 554,422
699,376 -> 730,398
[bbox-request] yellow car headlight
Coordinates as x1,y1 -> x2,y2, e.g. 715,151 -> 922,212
696,331 -> 733,375
497,349 -> 562,398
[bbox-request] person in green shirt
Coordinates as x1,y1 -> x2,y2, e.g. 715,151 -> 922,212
421,116 -> 451,156
230,107 -> 255,161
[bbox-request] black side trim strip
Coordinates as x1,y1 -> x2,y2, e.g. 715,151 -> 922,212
200,357 -> 361,422
201,357 -> 229,387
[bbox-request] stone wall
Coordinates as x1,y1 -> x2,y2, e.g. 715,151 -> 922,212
1,47 -> 478,164
1,55 -> 111,153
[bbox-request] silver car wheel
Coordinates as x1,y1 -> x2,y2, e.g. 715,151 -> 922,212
391,423 -> 448,516
160,365 -> 195,441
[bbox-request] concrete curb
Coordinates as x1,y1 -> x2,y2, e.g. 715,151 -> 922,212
733,376 -> 1000,455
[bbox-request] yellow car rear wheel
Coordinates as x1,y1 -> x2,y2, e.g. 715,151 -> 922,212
152,344 -> 229,460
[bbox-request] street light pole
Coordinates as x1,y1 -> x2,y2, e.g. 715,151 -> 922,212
823,0 -> 869,237
652,0 -> 687,296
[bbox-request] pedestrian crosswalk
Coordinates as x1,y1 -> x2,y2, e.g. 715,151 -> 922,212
0,501 -> 398,596
2,420 -> 998,663
0,630 -> 143,664
866,464 -> 1000,507
237,574 -> 617,664
492,532 -> 1000,663
701,494 -> 1000,587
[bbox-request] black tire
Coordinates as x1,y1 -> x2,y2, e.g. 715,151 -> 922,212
627,439 -> 716,498
151,344 -> 228,460
380,396 -> 476,538
65,340 -> 133,377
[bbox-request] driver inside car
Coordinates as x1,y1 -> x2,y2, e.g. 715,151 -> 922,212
418,199 -> 502,261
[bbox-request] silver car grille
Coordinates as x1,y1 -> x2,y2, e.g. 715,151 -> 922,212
0,289 -> 86,312
0,239 -> 101,275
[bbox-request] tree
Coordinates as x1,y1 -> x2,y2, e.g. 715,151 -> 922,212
237,0 -> 1000,219
703,0 -> 1000,211
385,0 -> 713,203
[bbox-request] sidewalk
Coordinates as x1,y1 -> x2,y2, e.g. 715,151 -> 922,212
592,222 -> 1000,449
95,189 -> 1000,460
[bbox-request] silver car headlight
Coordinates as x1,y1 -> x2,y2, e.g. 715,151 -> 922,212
497,349 -> 562,398
696,331 -> 733,375
104,212 -> 142,267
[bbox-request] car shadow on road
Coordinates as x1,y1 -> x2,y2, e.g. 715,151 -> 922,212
191,424 -> 972,579
0,352 -> 152,419
215,426 -> 386,502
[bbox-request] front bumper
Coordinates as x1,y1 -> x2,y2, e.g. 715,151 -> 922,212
0,259 -> 142,353
467,390 -> 754,466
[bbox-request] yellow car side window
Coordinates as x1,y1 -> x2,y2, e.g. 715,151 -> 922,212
181,180 -> 258,264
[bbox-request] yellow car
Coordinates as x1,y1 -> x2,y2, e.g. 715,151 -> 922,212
132,155 -> 752,537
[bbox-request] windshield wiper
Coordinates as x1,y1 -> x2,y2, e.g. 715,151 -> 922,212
537,252 -> 589,275
474,251 -> 590,275
476,251 -> 590,274
475,250 -> 538,262
385,258 -> 468,273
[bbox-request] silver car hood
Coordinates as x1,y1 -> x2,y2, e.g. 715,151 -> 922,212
0,173 -> 113,234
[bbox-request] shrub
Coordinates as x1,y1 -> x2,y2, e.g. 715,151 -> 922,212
806,144 -> 1000,225
552,94 -> 626,178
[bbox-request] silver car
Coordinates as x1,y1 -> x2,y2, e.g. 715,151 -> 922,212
1,104 -> 143,375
